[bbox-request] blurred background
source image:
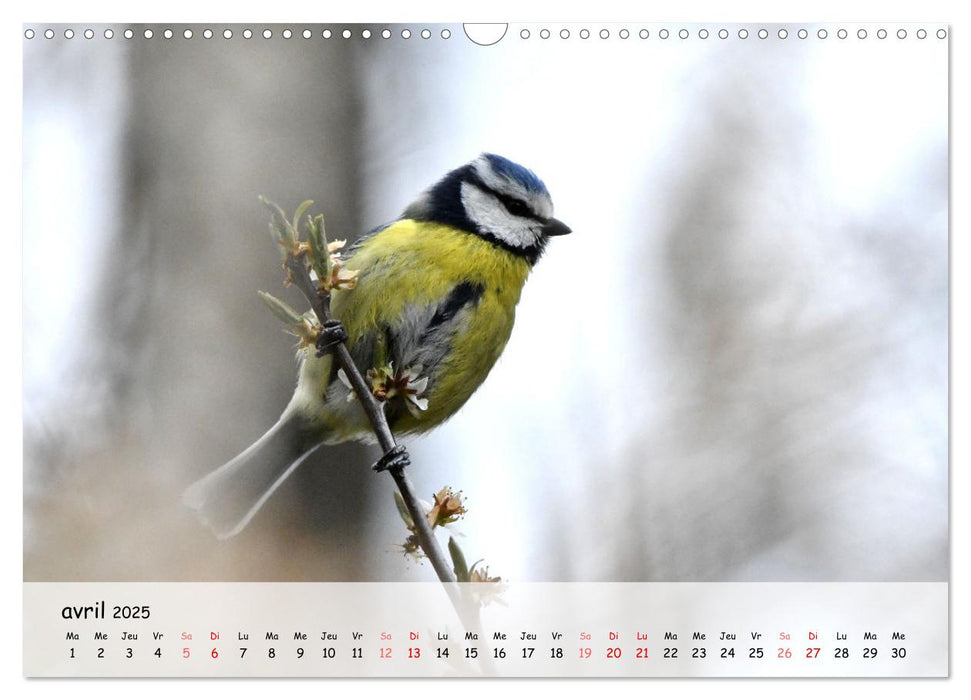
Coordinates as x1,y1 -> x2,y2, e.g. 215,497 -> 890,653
23,24 -> 947,582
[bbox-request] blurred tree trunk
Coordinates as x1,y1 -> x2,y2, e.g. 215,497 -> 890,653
27,27 -> 377,581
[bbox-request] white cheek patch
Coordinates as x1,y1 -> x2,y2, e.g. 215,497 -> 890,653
460,181 -> 541,249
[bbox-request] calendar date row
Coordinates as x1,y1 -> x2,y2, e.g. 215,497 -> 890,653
66,644 -> 910,661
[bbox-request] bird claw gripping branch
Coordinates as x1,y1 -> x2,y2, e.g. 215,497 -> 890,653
315,319 -> 349,357
372,444 -> 411,473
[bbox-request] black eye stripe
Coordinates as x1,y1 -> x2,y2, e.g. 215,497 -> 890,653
465,172 -> 544,222
499,195 -> 536,219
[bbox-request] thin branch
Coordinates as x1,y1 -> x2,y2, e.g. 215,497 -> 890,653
284,255 -> 458,585
269,205 -> 488,669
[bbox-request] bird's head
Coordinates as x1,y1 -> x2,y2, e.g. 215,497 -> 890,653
403,153 -> 571,264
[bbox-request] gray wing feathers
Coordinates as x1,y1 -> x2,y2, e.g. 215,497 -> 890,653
352,281 -> 485,379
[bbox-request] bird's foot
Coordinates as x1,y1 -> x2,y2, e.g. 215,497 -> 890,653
372,445 -> 411,473
315,319 -> 348,357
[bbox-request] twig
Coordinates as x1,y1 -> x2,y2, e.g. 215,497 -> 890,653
284,256 -> 459,586
268,203 -> 489,670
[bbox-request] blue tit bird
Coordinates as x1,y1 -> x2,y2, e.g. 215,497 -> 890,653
183,153 -> 571,538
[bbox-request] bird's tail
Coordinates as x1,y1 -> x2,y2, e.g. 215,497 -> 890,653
182,411 -> 321,539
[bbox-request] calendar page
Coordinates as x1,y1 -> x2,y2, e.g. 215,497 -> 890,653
21,21 -> 948,679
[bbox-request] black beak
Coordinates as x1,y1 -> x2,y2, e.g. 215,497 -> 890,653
542,218 -> 572,237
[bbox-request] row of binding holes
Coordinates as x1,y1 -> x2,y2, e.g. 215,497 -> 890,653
24,27 -> 452,40
520,27 -> 946,40
24,27 -> 949,41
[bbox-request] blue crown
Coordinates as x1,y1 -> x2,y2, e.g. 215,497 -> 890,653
482,153 -> 549,196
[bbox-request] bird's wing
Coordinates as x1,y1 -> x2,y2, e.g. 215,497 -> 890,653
327,219 -> 524,431
338,278 -> 486,382
332,219 -> 479,372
